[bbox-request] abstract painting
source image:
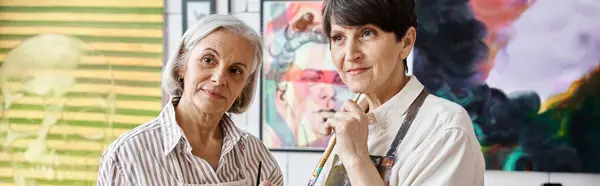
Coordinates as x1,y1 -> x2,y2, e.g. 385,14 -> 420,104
261,0 -> 355,151
0,0 -> 164,184
412,0 -> 600,173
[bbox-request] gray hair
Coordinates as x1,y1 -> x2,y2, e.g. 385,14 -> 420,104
162,14 -> 263,113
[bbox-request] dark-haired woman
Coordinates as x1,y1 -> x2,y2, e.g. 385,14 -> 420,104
313,0 -> 485,185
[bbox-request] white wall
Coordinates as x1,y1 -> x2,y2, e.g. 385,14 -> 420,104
164,0 -> 600,185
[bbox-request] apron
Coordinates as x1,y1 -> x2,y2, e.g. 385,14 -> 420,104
324,89 -> 429,186
170,142 -> 253,186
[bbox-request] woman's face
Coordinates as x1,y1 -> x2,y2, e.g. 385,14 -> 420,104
329,24 -> 413,94
179,29 -> 257,114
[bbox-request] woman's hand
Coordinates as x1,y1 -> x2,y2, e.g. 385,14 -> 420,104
326,99 -> 386,186
326,99 -> 370,165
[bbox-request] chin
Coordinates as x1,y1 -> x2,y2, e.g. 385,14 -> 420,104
346,82 -> 372,94
192,96 -> 228,114
344,75 -> 375,93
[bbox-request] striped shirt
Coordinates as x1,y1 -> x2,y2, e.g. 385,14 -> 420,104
97,99 -> 284,185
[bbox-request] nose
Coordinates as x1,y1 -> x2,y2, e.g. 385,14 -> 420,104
210,69 -> 227,86
344,38 -> 363,62
319,85 -> 335,109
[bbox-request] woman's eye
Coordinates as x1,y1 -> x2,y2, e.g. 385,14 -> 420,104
333,35 -> 343,41
362,29 -> 374,37
202,57 -> 213,64
230,68 -> 243,76
300,75 -> 320,82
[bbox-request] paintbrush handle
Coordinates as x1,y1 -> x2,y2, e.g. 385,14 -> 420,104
312,135 -> 336,175
307,93 -> 362,186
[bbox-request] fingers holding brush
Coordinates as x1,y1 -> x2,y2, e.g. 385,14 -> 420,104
325,94 -> 365,135
325,95 -> 370,165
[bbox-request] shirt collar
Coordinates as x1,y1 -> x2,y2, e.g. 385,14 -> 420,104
160,97 -> 245,156
159,98 -> 183,156
368,76 -> 425,124
220,114 -> 244,155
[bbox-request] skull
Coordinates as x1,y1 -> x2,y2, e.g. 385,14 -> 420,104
1,34 -> 116,185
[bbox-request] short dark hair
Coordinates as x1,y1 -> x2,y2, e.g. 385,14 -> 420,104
322,0 -> 417,73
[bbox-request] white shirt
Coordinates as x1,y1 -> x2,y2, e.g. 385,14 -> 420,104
97,99 -> 284,186
315,76 -> 485,186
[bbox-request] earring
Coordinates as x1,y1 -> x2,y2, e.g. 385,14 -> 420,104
177,76 -> 183,83
234,98 -> 241,106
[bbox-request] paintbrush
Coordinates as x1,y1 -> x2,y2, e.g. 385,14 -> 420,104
256,161 -> 262,186
307,93 -> 363,186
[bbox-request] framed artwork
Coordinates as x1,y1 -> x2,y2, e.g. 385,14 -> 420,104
259,0 -> 356,151
229,0 -> 260,13
182,0 -> 216,34
412,0 -> 600,173
229,0 -> 261,33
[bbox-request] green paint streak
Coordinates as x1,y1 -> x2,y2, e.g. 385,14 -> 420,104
4,76 -> 161,88
503,147 -> 525,171
0,176 -> 12,182
480,145 -> 488,152
0,131 -> 117,143
0,161 -> 99,172
36,179 -> 94,186
8,118 -> 141,129
78,64 -> 162,72
0,6 -> 163,14
0,20 -> 162,29
90,50 -> 162,58
9,103 -> 160,116
0,48 -> 161,59
63,92 -> 161,102
558,117 -> 569,137
1,61 -> 162,72
9,147 -> 101,157
114,94 -> 162,102
0,34 -> 162,44
76,77 -> 159,88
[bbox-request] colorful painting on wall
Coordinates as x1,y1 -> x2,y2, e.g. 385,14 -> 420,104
412,0 -> 600,173
0,0 -> 164,184
261,0 -> 355,151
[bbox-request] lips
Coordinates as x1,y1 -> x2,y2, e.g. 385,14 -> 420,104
345,67 -> 371,75
201,88 -> 225,99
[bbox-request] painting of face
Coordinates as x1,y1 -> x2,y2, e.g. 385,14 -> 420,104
261,1 -> 355,150
276,46 -> 346,145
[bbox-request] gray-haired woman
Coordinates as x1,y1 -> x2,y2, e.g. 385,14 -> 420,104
97,14 -> 283,186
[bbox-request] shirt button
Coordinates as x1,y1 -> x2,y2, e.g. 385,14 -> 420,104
367,113 -> 376,123
381,122 -> 388,129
